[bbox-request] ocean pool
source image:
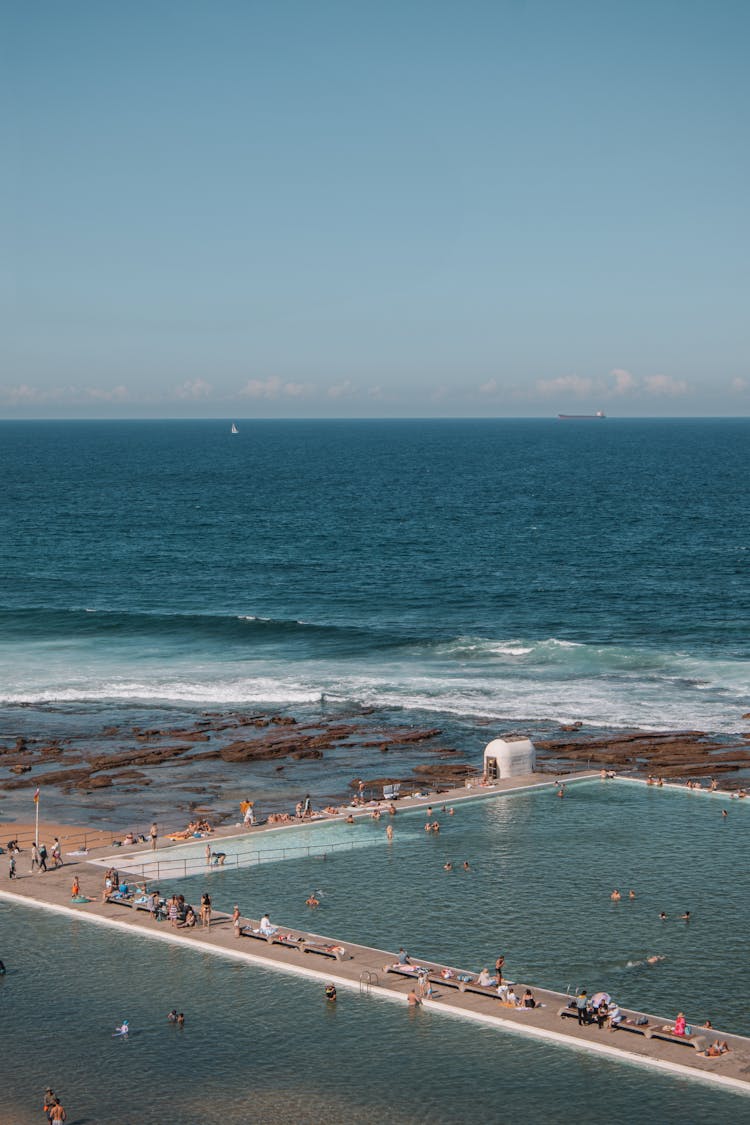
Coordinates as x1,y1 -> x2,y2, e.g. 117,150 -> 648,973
1,899 -> 748,1125
157,779 -> 750,1030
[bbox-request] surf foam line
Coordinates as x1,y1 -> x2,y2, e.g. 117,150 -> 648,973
1,889 -> 748,1099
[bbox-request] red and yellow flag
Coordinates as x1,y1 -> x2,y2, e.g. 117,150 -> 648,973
33,787 -> 40,804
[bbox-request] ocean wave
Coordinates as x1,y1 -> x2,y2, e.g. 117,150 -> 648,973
1,610 -> 748,731
0,606 -> 391,651
2,660 -> 748,733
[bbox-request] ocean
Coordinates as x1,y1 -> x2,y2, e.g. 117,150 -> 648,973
1,418 -> 747,732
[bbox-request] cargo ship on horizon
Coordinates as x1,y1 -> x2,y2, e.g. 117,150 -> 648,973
557,411 -> 606,419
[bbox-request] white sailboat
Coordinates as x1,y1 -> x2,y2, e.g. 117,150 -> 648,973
231,423 -> 239,434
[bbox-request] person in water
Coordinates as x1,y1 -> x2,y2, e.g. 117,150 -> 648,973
611,889 -> 621,901
324,984 -> 337,1002
306,893 -> 320,907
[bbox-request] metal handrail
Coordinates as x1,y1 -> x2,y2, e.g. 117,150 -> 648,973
111,835 -> 370,882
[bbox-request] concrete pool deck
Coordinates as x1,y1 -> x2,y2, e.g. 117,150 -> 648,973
2,771 -> 749,1097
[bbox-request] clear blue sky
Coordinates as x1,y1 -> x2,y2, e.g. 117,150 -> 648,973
2,0 -> 748,417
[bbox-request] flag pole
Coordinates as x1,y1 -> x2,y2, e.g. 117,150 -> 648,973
34,787 -> 40,845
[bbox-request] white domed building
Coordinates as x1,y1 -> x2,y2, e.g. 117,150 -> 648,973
483,737 -> 536,781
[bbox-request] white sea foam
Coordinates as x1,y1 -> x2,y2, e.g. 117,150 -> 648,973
1,634 -> 748,733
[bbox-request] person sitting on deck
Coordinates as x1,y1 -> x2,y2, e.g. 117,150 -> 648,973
477,968 -> 497,988
672,1012 -> 687,1035
181,908 -> 196,928
522,989 -> 537,1009
398,948 -> 411,965
260,913 -> 278,936
607,1003 -> 623,1031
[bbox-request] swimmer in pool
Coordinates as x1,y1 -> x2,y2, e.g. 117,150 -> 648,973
306,893 -> 320,908
443,862 -> 453,871
611,890 -> 621,901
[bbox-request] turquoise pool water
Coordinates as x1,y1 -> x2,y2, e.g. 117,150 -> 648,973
1,901 -> 747,1125
162,780 -> 750,1031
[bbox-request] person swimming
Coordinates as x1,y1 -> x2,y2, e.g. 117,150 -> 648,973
113,1020 -> 129,1036
306,893 -> 320,907
610,889 -> 621,901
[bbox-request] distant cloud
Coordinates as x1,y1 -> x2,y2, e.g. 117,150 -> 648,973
731,377 -> 748,394
643,374 -> 688,396
0,383 -> 53,405
0,383 -> 129,405
174,378 -> 212,400
326,380 -> 355,399
533,367 -> 689,402
479,378 -> 499,395
610,368 -> 636,394
367,385 -> 383,399
85,385 -> 129,402
535,374 -> 595,398
238,376 -> 314,399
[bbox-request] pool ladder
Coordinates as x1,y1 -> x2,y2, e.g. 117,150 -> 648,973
359,970 -> 379,996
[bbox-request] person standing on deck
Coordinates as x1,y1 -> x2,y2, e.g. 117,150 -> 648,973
150,823 -> 158,851
31,842 -> 41,873
576,989 -> 589,1025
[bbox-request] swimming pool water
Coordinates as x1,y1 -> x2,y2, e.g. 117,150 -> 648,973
164,780 -> 750,1031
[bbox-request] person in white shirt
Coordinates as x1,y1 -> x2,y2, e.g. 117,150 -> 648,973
259,913 -> 277,936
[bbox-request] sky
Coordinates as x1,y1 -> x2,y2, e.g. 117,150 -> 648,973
2,0 -> 749,418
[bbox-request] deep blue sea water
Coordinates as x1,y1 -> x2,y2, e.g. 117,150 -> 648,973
0,419 -> 748,731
